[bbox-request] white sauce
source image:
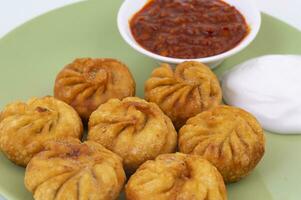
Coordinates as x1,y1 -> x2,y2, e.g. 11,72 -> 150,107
222,55 -> 301,134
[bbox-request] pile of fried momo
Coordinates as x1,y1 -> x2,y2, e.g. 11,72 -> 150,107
0,96 -> 83,166
25,138 -> 125,200
145,61 -> 222,129
179,105 -> 265,182
54,58 -> 135,121
0,58 -> 267,200
126,153 -> 227,200
88,97 -> 177,173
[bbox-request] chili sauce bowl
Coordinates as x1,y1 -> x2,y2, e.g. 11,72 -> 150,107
117,0 -> 261,69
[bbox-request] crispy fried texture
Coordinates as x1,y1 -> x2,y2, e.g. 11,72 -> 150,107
54,58 -> 136,121
179,105 -> 265,183
88,97 -> 177,173
0,96 -> 83,166
24,139 -> 125,200
126,153 -> 227,200
145,61 -> 222,129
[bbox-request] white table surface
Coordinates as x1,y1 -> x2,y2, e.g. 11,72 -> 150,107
0,0 -> 300,39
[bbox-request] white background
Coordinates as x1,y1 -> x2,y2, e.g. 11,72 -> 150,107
0,0 -> 300,38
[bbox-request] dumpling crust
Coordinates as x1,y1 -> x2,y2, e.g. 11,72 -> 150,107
125,153 -> 227,200
179,105 -> 265,182
24,139 -> 126,200
0,96 -> 83,166
54,58 -> 136,120
88,97 -> 177,173
145,61 -> 222,129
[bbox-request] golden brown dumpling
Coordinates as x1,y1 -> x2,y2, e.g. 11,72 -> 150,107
88,97 -> 177,173
126,153 -> 227,200
145,61 -> 222,129
179,105 -> 265,183
54,58 -> 135,121
24,139 -> 125,200
0,96 -> 83,166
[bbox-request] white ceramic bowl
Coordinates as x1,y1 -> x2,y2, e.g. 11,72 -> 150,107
117,0 -> 261,68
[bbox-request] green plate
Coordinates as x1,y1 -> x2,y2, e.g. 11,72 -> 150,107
0,1 -> 300,199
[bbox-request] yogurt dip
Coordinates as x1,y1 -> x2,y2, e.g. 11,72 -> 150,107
222,55 -> 301,134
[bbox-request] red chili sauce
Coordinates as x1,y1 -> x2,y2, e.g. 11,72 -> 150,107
130,0 -> 249,59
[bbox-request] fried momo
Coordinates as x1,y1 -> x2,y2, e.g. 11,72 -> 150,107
145,61 -> 222,129
126,153 -> 227,200
88,97 -> 177,173
24,139 -> 125,200
179,105 -> 265,183
0,96 -> 83,166
54,58 -> 135,121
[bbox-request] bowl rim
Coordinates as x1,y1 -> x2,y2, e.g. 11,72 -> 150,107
117,0 -> 262,64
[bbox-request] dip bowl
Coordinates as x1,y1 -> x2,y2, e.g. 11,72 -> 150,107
117,0 -> 261,68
